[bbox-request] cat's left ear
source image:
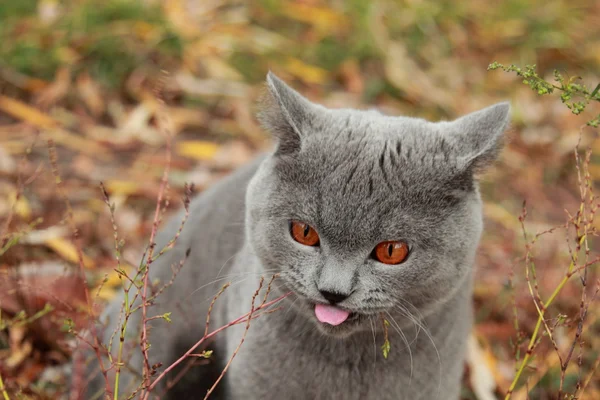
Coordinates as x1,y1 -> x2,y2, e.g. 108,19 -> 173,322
257,71 -> 320,155
448,102 -> 511,173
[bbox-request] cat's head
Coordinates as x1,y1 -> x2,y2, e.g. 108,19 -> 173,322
245,72 -> 510,337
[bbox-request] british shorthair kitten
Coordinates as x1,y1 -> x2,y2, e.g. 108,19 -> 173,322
84,72 -> 510,399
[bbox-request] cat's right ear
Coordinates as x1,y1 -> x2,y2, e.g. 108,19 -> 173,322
448,102 -> 511,174
257,71 -> 318,155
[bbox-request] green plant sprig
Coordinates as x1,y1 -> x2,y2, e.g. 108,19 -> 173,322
488,62 -> 600,127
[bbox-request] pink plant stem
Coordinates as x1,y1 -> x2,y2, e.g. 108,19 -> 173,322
48,140 -> 111,394
139,136 -> 172,386
142,292 -> 291,399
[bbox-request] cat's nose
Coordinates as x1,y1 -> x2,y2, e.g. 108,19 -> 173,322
319,290 -> 349,304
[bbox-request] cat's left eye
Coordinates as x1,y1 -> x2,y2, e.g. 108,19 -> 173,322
372,241 -> 409,265
290,221 -> 320,246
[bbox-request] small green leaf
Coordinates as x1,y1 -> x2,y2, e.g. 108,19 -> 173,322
591,83 -> 600,99
161,312 -> 172,323
62,318 -> 75,333
381,339 -> 391,359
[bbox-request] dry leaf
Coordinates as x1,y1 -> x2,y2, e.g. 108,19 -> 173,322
118,103 -> 161,145
284,58 -> 328,85
76,72 -> 105,117
6,326 -> 32,369
0,145 -> 17,173
44,237 -> 95,269
211,141 -> 254,169
103,180 -> 142,197
94,267 -> 132,301
280,3 -> 348,34
466,335 -> 498,400
176,140 -> 220,161
174,73 -> 250,98
38,0 -> 61,24
34,67 -> 71,109
7,190 -> 32,220
483,203 -> 520,232
0,95 -> 59,129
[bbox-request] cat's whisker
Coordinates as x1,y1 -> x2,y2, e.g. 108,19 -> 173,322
196,270 -> 281,305
369,316 -> 377,366
384,311 -> 414,384
216,252 -> 243,277
187,268 -> 280,299
282,294 -> 301,318
215,244 -> 270,277
392,305 -> 421,347
402,307 -> 427,343
392,304 -> 442,398
419,324 -> 442,399
391,301 -> 426,345
224,216 -> 289,228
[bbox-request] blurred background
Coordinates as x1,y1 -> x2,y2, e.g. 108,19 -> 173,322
0,0 -> 599,399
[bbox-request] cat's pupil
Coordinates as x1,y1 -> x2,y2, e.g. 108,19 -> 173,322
303,224 -> 310,237
387,243 -> 393,257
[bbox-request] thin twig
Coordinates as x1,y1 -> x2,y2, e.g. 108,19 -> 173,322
139,78 -> 174,391
48,139 -> 111,395
143,290 -> 291,398
204,277 -> 265,399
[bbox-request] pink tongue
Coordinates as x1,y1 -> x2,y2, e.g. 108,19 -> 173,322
314,304 -> 350,326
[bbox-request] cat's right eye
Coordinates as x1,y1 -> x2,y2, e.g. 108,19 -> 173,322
372,241 -> 409,265
290,221 -> 320,246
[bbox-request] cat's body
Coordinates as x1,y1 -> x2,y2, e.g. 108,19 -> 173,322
82,73 -> 509,400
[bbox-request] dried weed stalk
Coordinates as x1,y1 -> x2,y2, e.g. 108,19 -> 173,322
505,143 -> 600,399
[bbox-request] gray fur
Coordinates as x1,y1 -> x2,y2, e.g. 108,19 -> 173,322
80,72 -> 510,399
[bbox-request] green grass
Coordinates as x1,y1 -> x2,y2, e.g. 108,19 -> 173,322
0,0 -> 183,87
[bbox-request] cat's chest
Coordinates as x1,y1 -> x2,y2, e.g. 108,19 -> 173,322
222,321 -> 444,400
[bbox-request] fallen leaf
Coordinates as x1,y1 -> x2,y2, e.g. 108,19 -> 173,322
0,95 -> 59,129
284,58 -> 329,85
173,74 -> 250,98
7,190 -> 32,220
34,67 -> 71,109
280,3 -> 348,34
210,141 -> 254,169
201,56 -> 244,80
466,334 -> 498,400
14,359 -> 45,388
38,0 -> 61,24
5,326 -> 32,369
76,72 -> 105,117
339,60 -> 364,94
0,262 -> 89,345
103,180 -> 142,197
94,267 -> 132,301
484,203 -> 520,232
0,144 -> 17,173
176,140 -> 219,161
118,103 -> 161,145
44,237 -> 95,269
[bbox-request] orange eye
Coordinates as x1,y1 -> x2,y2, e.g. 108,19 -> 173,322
373,241 -> 409,265
290,221 -> 320,246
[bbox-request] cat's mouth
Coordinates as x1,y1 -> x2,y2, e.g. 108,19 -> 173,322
314,303 -> 352,325
311,303 -> 366,335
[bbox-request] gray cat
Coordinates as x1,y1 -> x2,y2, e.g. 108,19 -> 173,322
81,72 -> 510,400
